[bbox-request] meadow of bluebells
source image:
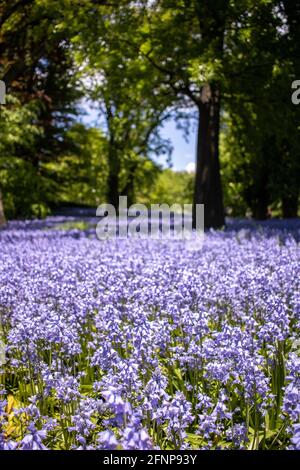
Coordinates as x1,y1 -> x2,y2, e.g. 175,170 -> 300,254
0,217 -> 299,450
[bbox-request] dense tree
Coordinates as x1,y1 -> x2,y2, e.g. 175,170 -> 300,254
125,0 -> 229,228
0,0 -> 299,223
221,0 -> 300,218
0,95 -> 41,219
69,2 -> 173,208
122,0 -> 299,223
280,0 -> 300,217
47,123 -> 108,207
0,0 -> 82,217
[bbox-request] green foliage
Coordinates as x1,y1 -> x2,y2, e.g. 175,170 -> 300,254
45,124 -> 108,207
68,0 -> 175,207
220,51 -> 300,218
0,95 -> 50,218
1,0 -> 300,220
0,0 -> 83,218
141,169 -> 194,206
50,221 -> 92,231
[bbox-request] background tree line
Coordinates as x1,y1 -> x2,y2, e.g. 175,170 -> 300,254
0,0 -> 299,228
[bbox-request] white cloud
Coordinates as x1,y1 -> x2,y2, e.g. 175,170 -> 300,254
185,162 -> 195,173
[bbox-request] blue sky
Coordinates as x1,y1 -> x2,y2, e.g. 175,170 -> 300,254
79,101 -> 197,172
158,119 -> 196,172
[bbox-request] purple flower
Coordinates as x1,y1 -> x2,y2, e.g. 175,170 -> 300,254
121,425 -> 153,450
97,430 -> 119,450
20,424 -> 48,450
0,217 -> 299,449
290,424 -> 300,450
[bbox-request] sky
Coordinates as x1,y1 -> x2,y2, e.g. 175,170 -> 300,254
79,101 -> 197,172
158,119 -> 196,172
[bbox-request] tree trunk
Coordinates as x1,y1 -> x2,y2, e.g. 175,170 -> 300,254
282,0 -> 300,219
193,84 -> 225,229
122,161 -> 137,208
107,172 -> 119,210
252,161 -> 269,220
193,0 -> 228,230
106,144 -> 120,211
282,193 -> 299,218
252,199 -> 269,220
0,189 -> 6,226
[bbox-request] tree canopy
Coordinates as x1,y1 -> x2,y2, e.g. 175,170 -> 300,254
0,0 -> 299,225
